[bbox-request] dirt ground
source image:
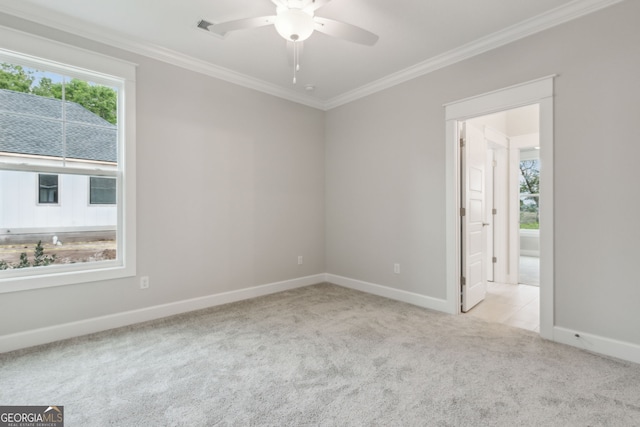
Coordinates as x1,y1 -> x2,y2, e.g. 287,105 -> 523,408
0,240 -> 116,267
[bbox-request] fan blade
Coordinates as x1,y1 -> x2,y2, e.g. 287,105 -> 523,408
286,41 -> 304,66
313,16 -> 378,46
208,16 -> 276,37
305,0 -> 332,12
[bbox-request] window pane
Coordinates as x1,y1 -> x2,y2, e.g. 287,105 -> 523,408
38,174 -> 58,204
519,156 -> 539,229
0,67 -> 65,167
0,63 -> 118,169
64,79 -> 118,127
90,177 -> 116,205
0,113 -> 64,158
66,123 -> 118,164
520,195 -> 539,229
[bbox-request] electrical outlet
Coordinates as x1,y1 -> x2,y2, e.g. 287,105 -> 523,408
140,276 -> 150,289
298,256 -> 303,265
394,263 -> 400,274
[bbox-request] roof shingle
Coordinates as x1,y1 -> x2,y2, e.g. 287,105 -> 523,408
0,89 -> 117,163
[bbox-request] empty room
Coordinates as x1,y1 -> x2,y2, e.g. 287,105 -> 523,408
1,0 -> 639,425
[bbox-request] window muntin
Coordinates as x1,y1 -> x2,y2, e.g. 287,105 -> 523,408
0,33 -> 136,292
90,177 -> 117,205
38,174 -> 59,204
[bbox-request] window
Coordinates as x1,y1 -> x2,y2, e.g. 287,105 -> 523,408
38,174 -> 59,204
519,155 -> 539,230
0,27 -> 136,293
90,177 -> 116,205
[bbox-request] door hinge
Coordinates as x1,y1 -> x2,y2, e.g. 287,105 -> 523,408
461,276 -> 466,286
460,207 -> 466,216
460,137 -> 466,148
492,208 -> 497,215
492,160 -> 497,168
492,257 -> 497,263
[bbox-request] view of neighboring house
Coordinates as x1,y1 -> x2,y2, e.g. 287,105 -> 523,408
0,88 -> 117,241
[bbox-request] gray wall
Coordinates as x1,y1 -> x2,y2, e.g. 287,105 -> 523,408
0,15 -> 326,336
326,1 -> 640,345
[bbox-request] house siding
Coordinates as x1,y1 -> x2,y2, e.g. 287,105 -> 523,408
0,170 -> 116,232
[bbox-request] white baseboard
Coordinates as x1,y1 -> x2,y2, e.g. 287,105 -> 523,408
327,274 -> 452,314
553,326 -> 640,365
328,275 -> 640,365
5,272 -> 639,366
0,274 -> 326,353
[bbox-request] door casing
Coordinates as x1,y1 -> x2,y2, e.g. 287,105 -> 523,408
444,76 -> 555,339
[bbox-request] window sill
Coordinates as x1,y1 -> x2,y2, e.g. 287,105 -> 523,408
519,229 -> 540,236
0,262 -> 135,294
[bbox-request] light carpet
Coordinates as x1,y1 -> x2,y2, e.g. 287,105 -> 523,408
1,283 -> 639,426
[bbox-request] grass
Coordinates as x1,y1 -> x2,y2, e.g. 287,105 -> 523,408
520,223 -> 539,230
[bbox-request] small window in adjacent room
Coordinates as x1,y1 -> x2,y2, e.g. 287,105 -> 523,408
90,177 -> 116,205
38,174 -> 59,204
519,156 -> 540,230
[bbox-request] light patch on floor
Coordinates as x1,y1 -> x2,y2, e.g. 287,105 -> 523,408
519,255 -> 540,286
465,282 -> 540,332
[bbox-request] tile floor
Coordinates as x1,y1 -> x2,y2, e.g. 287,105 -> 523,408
465,282 -> 540,332
519,256 -> 540,286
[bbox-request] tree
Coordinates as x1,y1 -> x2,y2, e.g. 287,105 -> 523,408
519,160 -> 540,208
31,76 -> 58,98
62,79 -> 117,125
0,63 -> 34,93
519,159 -> 540,228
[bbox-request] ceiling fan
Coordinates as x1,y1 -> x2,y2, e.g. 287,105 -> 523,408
199,0 -> 379,84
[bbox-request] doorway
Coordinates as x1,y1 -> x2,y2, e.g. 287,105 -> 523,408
444,76 -> 555,339
462,105 -> 541,331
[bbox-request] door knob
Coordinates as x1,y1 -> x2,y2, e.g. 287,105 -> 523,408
482,223 -> 490,227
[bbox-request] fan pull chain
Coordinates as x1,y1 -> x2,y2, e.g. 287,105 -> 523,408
292,42 -> 298,84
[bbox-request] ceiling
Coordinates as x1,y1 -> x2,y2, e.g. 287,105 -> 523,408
0,0 -> 622,109
469,104 -> 540,138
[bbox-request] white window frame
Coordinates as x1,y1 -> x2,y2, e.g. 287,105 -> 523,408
0,27 -> 136,293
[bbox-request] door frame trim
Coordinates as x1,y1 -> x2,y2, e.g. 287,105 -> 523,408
444,76 -> 555,339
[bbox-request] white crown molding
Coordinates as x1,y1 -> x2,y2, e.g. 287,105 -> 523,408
0,0 -> 626,111
324,0 -> 626,109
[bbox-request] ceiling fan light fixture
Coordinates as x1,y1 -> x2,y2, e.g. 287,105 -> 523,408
274,9 -> 315,42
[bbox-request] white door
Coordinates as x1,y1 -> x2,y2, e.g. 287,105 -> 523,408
461,122 -> 488,312
485,148 -> 495,283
